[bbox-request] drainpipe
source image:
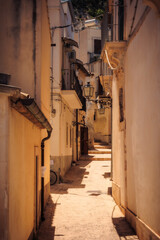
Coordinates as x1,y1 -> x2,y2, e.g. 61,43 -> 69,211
41,130 -> 52,221
111,100 -> 113,180
76,109 -> 78,161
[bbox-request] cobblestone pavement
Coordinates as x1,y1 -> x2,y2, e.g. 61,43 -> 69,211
37,160 -> 139,240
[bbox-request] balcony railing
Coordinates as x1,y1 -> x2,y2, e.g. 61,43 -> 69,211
62,69 -> 86,111
101,0 -> 124,49
62,69 -> 70,90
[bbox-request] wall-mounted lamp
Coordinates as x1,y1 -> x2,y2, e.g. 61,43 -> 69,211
99,96 -> 112,109
83,82 -> 94,99
83,82 -> 112,109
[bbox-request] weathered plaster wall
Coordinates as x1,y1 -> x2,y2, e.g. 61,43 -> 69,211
49,0 -> 78,177
74,27 -> 101,68
125,9 -> 160,235
74,29 -> 88,64
0,0 -> 36,97
85,101 -> 96,148
50,98 -> 74,177
94,107 -> 111,144
48,0 -> 63,90
112,75 -> 126,208
62,1 -> 73,39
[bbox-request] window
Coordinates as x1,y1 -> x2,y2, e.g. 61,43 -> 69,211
119,88 -> 124,122
66,123 -> 68,146
70,126 -> 72,148
94,39 -> 101,54
118,0 -> 124,41
94,111 -> 96,121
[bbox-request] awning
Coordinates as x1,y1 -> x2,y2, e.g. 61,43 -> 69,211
62,37 -> 79,48
61,90 -> 82,109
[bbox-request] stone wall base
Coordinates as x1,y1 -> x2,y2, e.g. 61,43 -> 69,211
112,181 -> 160,240
126,208 -> 160,240
112,181 -> 121,206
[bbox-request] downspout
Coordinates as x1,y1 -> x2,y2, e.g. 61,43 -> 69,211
41,130 -> 52,221
76,109 -> 78,161
111,101 -> 113,180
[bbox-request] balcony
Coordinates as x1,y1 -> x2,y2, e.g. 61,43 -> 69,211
101,0 -> 124,51
61,69 -> 86,111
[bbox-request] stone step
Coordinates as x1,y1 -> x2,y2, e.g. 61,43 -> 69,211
79,153 -> 111,161
79,157 -> 111,161
94,142 -> 108,146
94,145 -> 111,149
88,150 -> 111,154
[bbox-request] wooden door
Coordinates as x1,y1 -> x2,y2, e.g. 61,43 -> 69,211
80,127 -> 88,155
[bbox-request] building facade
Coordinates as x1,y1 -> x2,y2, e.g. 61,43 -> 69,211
0,1 -> 52,239
74,21 -> 112,148
101,0 -> 160,239
48,0 -> 86,177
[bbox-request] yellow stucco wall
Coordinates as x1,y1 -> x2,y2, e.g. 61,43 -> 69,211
0,93 -> 10,240
8,105 -> 41,240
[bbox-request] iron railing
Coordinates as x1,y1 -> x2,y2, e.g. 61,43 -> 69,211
62,69 -> 86,111
101,0 -> 124,49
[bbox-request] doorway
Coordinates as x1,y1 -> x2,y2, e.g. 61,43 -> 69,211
80,127 -> 88,155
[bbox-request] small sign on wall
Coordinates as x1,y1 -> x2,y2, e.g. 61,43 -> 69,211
50,160 -> 54,165
41,166 -> 46,178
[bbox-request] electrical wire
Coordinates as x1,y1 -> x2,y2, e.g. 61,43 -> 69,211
105,50 -> 118,70
51,24 -> 72,30
128,0 -> 139,38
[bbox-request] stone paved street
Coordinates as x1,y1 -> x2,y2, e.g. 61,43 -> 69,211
37,157 -> 139,240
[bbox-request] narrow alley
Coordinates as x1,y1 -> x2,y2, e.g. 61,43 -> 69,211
38,143 -> 138,240
1,1 -> 160,239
